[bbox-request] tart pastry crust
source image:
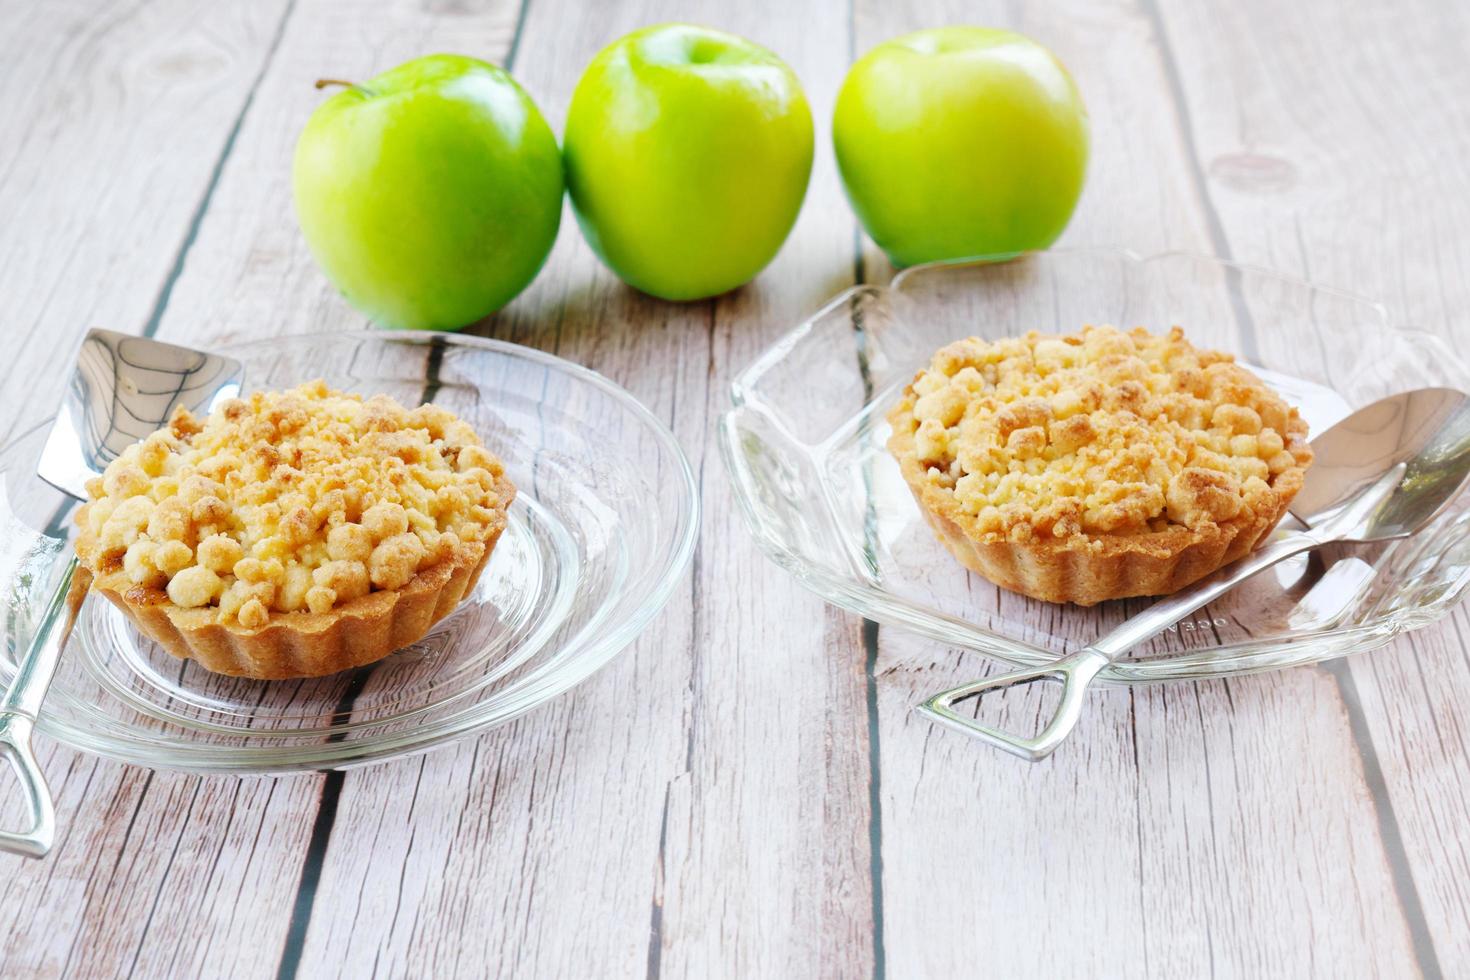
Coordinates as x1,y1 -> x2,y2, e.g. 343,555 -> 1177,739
887,326 -> 1312,605
87,537 -> 498,679
74,382 -> 514,677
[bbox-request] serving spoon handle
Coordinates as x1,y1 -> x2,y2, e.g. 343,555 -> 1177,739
915,458 -> 1423,760
0,557 -> 87,858
916,530 -> 1319,761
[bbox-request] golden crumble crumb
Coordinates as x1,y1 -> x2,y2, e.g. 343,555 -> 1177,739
890,325 -> 1312,540
75,381 -> 510,627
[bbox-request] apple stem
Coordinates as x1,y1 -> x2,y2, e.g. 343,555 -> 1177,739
314,78 -> 372,96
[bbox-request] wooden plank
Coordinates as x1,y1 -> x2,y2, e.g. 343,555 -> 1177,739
92,0 -> 867,974
273,1 -> 877,975
0,4 -> 333,979
1,0 -> 1465,976
1351,613 -> 1470,975
1152,0 -> 1470,971
0,762 -> 323,979
111,1 -> 529,977
853,0 -> 1424,975
0,0 -> 287,439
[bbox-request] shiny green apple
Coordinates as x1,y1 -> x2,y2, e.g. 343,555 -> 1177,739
292,54 -> 563,330
563,24 -> 814,301
834,27 -> 1089,267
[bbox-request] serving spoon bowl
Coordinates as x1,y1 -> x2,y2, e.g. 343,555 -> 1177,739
918,387 -> 1470,760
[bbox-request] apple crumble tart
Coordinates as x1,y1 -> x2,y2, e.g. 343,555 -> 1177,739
74,381 -> 514,678
887,325 -> 1312,605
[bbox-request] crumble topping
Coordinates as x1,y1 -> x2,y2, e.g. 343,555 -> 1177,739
77,381 -> 509,625
891,325 -> 1310,541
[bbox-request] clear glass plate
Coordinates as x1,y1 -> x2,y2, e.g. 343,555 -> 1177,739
719,248 -> 1470,682
0,332 -> 698,772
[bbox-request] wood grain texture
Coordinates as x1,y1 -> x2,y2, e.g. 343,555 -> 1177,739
0,4 -> 326,979
0,0 -> 1467,976
70,0 -> 871,976
0,0 -> 289,440
1153,0 -> 1470,972
854,0 -> 1439,976
284,1 -> 877,975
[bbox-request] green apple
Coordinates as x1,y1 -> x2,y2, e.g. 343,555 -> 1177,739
293,54 -> 563,330
563,24 -> 814,301
834,27 -> 1089,267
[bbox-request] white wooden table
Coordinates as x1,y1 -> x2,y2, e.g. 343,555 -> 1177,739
2,0 -> 1468,976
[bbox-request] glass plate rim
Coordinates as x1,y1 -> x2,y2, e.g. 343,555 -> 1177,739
11,330 -> 701,772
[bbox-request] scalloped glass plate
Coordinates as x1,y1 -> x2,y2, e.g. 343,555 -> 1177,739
0,332 -> 697,772
720,248 -> 1470,682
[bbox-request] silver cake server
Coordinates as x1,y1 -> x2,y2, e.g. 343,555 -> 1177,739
0,329 -> 241,856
